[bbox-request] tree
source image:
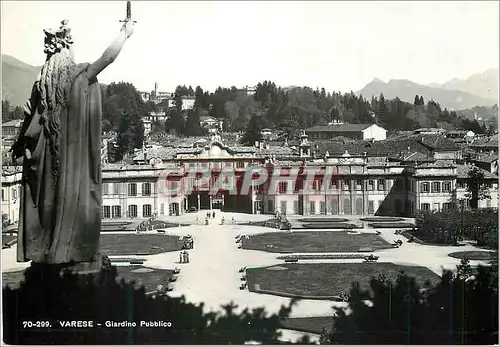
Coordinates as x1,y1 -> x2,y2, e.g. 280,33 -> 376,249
2,100 -> 24,123
184,109 -> 204,136
113,110 -> 144,162
165,108 -> 185,135
414,95 -> 420,105
466,166 -> 491,209
324,268 -> 498,344
3,265 -> 306,344
102,82 -> 146,161
240,115 -> 263,146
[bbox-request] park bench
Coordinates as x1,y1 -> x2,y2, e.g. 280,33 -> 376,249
173,267 -> 180,274
284,259 -> 298,263
157,229 -> 166,233
129,260 -> 144,265
169,276 -> 177,282
237,244 -> 242,249
239,267 -> 246,273
239,282 -> 247,290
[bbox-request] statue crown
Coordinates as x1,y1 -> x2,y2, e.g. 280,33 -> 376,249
43,20 -> 74,55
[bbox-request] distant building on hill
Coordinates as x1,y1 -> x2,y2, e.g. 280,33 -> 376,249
2,120 -> 23,137
305,123 -> 387,141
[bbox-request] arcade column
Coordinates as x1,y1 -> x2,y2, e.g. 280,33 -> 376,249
197,194 -> 201,210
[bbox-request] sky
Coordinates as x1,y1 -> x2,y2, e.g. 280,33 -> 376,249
1,1 -> 498,94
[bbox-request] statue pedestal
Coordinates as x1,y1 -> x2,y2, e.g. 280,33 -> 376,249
29,253 -> 113,287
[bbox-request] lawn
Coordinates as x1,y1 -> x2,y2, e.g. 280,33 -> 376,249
448,251 -> 495,261
246,263 -> 440,298
2,266 -> 174,293
242,230 -> 391,253
99,234 -> 184,256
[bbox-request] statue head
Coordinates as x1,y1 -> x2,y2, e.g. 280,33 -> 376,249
43,20 -> 74,59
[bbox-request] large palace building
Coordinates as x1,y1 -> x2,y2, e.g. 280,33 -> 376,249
2,132 -> 498,223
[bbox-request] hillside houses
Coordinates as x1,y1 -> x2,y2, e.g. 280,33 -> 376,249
305,123 -> 387,141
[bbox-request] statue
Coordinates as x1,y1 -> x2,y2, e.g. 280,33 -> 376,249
10,10 -> 135,265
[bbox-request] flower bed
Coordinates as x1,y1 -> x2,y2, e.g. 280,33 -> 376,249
360,217 -> 404,222
298,217 -> 349,223
277,254 -> 367,260
300,223 -> 357,229
368,222 -> 415,228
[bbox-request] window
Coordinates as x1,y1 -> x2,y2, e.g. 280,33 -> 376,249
280,201 -> 287,214
443,182 -> 452,193
377,179 -> 385,191
356,180 -> 363,190
442,203 -> 453,211
278,182 -> 288,194
128,205 -> 138,218
312,180 -> 320,191
310,201 -> 316,214
433,203 -> 440,211
160,203 -> 165,215
320,201 -> 326,214
143,204 -> 152,217
368,201 -> 374,214
112,206 -> 121,218
421,182 -> 430,193
431,182 -> 441,193
293,200 -> 299,214
330,179 -> 339,189
142,183 -> 151,196
128,183 -> 137,196
342,180 -> 350,191
12,188 -> 17,200
368,180 -> 375,191
420,203 -> 430,211
457,181 -> 465,189
103,206 -> 111,218
113,183 -> 120,195
236,162 -> 245,168
103,183 -> 109,195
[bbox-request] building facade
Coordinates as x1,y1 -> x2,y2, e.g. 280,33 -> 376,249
2,136 -> 498,222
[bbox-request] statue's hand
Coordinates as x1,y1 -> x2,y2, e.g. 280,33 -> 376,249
121,20 -> 134,39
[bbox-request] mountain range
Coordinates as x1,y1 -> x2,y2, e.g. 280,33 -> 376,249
2,55 -> 40,107
2,54 -> 498,112
356,69 -> 498,110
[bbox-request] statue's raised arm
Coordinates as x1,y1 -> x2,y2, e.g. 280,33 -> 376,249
87,19 -> 134,80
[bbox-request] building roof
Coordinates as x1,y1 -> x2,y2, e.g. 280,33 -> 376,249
472,153 -> 499,163
2,120 -> 23,127
305,123 -> 376,133
416,134 -> 459,151
471,135 -> 498,148
456,164 -> 498,179
388,150 -> 434,163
